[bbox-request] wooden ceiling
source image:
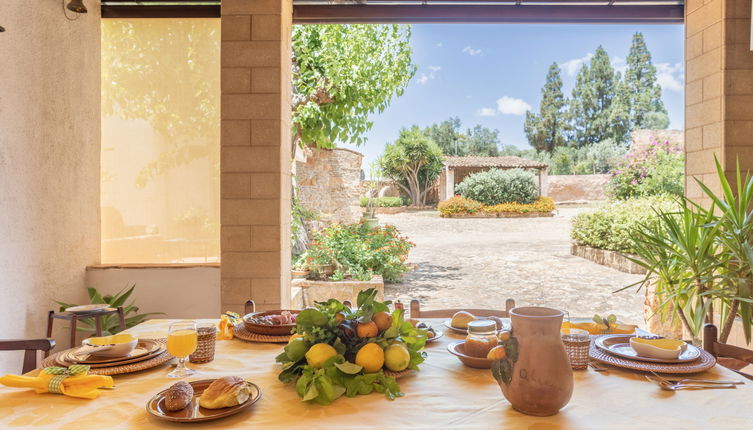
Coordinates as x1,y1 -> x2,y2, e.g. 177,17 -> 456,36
101,0 -> 684,24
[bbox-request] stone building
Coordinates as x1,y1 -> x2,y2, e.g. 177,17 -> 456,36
438,156 -> 549,201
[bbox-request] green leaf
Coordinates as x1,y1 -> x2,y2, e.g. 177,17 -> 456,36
297,309 -> 328,327
303,382 -> 319,402
334,361 -> 363,375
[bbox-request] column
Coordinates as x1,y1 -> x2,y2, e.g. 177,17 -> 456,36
445,167 -> 455,200
221,0 -> 292,313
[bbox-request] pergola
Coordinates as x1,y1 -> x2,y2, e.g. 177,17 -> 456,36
439,156 -> 549,201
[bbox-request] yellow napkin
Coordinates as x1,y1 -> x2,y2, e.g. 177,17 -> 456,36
562,321 -> 636,335
218,312 -> 241,340
0,366 -> 114,399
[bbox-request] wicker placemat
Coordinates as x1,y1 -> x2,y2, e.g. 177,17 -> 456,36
233,323 -> 292,343
589,341 -> 716,374
41,350 -> 173,376
384,369 -> 414,379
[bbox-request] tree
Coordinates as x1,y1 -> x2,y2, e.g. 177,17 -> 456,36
623,32 -> 668,130
568,46 -> 627,146
423,117 -> 465,156
524,63 -> 568,153
465,125 -> 500,156
292,25 -> 416,150
379,126 -> 443,207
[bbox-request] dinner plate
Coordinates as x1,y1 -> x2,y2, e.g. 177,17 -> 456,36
425,329 -> 444,343
595,335 -> 701,363
443,318 -> 508,335
146,379 -> 262,423
65,304 -> 110,313
72,339 -> 162,364
59,342 -> 166,368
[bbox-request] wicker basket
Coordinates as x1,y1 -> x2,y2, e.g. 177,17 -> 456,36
189,326 -> 217,363
562,333 -> 591,370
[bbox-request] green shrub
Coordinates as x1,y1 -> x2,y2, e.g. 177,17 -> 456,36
359,196 -> 408,207
607,139 -> 684,199
455,168 -> 538,205
570,196 -> 678,253
303,223 -> 414,282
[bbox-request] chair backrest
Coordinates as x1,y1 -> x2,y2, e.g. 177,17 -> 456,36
0,338 -> 56,374
407,298 -> 516,319
244,300 -> 256,315
702,324 -> 753,381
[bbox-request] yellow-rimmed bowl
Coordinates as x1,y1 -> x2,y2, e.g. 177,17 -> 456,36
83,334 -> 138,357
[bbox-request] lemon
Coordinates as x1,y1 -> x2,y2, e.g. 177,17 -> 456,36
355,343 -> 385,373
384,343 -> 410,371
288,333 -> 304,343
305,343 -> 337,369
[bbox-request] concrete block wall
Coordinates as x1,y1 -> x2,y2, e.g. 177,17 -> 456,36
220,0 -> 293,313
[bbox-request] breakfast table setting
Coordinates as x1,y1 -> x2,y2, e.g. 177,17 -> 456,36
1,289 -> 752,429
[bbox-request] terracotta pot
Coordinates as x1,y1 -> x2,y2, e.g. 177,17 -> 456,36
494,306 -> 573,416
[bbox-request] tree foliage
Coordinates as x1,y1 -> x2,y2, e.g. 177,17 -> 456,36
379,126 -> 443,207
622,32 -> 668,131
524,63 -> 568,152
424,118 -> 500,156
292,25 -> 416,149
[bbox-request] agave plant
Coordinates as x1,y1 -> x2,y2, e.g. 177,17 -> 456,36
56,285 -> 164,335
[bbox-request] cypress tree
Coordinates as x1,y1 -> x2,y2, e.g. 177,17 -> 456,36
524,62 -> 568,152
623,32 -> 667,130
568,46 -> 619,147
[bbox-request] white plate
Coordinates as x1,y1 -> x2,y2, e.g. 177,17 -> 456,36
595,335 -> 701,364
66,304 -> 110,313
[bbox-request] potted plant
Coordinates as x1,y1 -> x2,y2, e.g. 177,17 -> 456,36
291,254 -> 310,279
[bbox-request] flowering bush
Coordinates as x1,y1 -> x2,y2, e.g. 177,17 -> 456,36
607,139 -> 684,200
303,223 -> 414,282
438,196 -> 554,217
483,197 -> 555,214
436,196 -> 484,216
570,196 -> 678,253
455,168 -> 538,205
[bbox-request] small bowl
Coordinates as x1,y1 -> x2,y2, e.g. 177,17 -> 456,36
243,310 -> 300,336
629,337 -> 687,360
83,334 -> 138,357
447,341 -> 495,369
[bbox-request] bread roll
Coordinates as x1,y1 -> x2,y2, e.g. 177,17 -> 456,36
164,381 -> 193,411
451,311 -> 476,329
199,376 -> 251,409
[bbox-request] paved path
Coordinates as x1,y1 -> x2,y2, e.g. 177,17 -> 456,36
380,208 -> 646,326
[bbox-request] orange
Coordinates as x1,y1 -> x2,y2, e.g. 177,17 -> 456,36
356,321 -> 378,338
373,312 -> 393,331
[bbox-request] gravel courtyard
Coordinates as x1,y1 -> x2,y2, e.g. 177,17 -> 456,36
381,208 -> 646,326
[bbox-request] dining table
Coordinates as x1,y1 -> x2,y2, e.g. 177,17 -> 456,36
1,318 -> 752,429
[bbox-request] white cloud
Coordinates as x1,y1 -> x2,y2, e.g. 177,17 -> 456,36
477,107 -> 497,117
415,65 -> 441,85
656,62 -> 684,93
611,56 -> 627,75
560,53 -> 593,76
462,46 -> 482,56
496,96 -> 532,116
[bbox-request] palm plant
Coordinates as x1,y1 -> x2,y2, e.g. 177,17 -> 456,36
693,157 -> 753,343
56,285 -> 164,335
625,156 -> 753,344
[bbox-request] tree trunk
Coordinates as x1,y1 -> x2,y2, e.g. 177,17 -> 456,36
720,298 -> 739,343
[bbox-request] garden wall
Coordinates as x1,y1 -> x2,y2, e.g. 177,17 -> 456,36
297,148 -> 364,224
548,174 -> 610,202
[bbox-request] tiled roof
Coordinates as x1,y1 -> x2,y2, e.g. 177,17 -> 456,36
443,156 -> 548,169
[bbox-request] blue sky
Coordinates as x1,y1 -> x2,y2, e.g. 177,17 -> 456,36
343,23 -> 685,169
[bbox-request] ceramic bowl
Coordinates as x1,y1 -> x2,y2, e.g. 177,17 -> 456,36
629,337 -> 687,360
83,334 -> 138,357
447,341 -> 495,369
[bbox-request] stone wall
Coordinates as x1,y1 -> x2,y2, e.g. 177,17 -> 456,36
548,175 -> 610,202
297,148 -> 364,224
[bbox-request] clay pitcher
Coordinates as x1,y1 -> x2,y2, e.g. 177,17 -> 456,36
492,307 -> 573,416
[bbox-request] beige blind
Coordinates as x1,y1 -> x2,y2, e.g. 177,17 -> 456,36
101,19 -> 220,264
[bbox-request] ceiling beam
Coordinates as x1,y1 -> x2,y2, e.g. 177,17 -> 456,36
292,4 -> 684,24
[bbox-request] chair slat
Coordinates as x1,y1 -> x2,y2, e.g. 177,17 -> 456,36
409,298 -> 516,319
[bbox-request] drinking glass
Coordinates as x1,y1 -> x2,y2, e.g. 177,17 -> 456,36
167,321 -> 198,378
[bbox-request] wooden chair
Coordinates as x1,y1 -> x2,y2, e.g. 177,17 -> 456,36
702,324 -> 753,381
245,300 -> 256,315
0,338 -> 56,374
404,298 -> 516,319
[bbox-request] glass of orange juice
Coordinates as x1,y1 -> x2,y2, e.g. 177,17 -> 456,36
167,321 -> 198,378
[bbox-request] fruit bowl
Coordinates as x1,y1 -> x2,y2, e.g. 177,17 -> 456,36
447,341 -> 495,369
243,310 -> 300,336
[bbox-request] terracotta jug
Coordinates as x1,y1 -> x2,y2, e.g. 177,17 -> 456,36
492,307 -> 573,416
